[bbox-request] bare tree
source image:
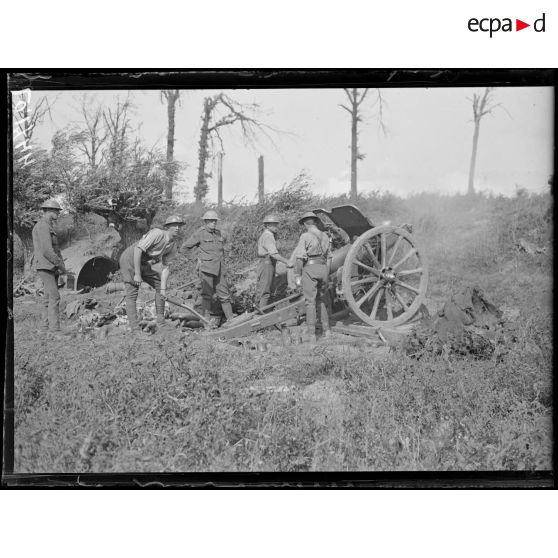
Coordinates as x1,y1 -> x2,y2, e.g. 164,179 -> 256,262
66,96 -> 170,251
103,97 -> 133,169
467,88 -> 509,196
340,88 -> 386,202
195,93 -> 274,202
13,92 -> 55,143
69,95 -> 108,170
161,90 -> 181,200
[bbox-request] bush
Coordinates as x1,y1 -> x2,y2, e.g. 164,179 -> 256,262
491,192 -> 552,256
163,172 -> 319,289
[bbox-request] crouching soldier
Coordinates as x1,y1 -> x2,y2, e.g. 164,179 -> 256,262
32,198 -> 67,334
119,215 -> 185,331
182,210 -> 235,325
256,214 -> 293,309
294,211 -> 332,343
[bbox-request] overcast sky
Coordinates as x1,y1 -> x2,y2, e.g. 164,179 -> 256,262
25,86 -> 553,203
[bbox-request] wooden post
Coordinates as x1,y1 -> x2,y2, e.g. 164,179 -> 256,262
258,155 -> 264,204
350,91 -> 358,203
217,152 -> 223,208
467,121 -> 480,196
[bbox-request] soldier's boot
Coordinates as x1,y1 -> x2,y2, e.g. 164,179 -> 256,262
201,297 -> 212,319
317,300 -> 331,338
304,328 -> 317,344
155,294 -> 175,333
220,302 -> 236,327
305,304 -> 317,343
124,284 -> 140,331
39,309 -> 49,333
154,291 -> 166,325
201,297 -> 217,328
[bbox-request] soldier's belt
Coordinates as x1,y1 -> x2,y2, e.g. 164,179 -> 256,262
305,257 -> 327,266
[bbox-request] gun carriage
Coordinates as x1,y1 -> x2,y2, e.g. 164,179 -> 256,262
205,205 -> 428,340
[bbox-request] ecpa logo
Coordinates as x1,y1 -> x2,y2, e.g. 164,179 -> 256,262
468,13 -> 546,37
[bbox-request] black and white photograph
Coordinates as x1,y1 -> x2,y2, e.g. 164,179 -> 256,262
6,71 -> 554,479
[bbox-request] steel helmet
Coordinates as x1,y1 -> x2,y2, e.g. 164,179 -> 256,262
202,210 -> 220,221
40,198 -> 62,211
298,210 -> 317,225
263,214 -> 280,224
164,214 -> 185,227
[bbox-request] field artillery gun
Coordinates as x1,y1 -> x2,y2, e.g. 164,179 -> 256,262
206,205 -> 428,340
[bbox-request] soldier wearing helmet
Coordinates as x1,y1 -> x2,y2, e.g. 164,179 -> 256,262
293,211 -> 332,343
32,198 -> 67,333
182,209 -> 235,324
256,214 -> 293,309
119,214 -> 185,332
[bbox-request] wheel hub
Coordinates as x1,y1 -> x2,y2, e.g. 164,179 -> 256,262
381,267 -> 396,283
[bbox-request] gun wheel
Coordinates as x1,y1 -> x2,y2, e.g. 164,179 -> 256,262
341,225 -> 428,327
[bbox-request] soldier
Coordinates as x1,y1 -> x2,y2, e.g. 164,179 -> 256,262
182,210 -> 235,324
32,199 -> 67,334
119,215 -> 185,332
294,211 -> 332,342
256,214 -> 294,309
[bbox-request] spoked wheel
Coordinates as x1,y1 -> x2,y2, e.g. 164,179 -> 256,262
341,225 -> 428,327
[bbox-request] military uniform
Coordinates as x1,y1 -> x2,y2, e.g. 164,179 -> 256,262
32,216 -> 66,331
119,228 -> 176,329
256,228 -> 280,308
183,226 -> 232,318
294,227 -> 332,335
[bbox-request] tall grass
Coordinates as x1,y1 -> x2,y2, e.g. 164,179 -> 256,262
13,185 -> 553,472
13,309 -> 551,472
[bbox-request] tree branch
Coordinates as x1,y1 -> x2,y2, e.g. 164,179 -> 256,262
356,88 -> 369,107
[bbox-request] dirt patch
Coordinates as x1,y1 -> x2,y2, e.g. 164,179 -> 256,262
302,379 -> 345,427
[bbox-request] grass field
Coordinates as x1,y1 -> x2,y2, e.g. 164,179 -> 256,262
12,191 -> 553,472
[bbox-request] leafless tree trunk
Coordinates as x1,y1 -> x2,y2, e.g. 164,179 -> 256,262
83,200 -> 149,255
467,88 -> 508,196
258,155 -> 264,203
217,151 -> 223,208
161,90 -> 180,200
117,220 -> 147,253
195,96 -> 218,201
349,92 -> 360,202
74,96 -> 107,169
340,88 -> 385,202
195,93 -> 275,202
468,121 -> 481,196
103,97 -> 132,169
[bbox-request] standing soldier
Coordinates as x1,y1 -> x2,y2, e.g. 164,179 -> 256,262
256,214 -> 293,309
32,199 -> 67,334
182,210 -> 235,324
119,215 -> 185,332
294,211 -> 332,342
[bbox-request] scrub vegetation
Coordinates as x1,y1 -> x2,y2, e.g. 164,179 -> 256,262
12,185 -> 552,472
